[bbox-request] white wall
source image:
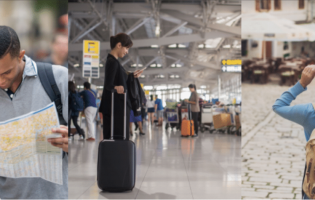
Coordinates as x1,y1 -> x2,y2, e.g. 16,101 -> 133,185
244,40 -> 295,59
242,0 -> 308,22
244,40 -> 263,59
273,41 -> 292,58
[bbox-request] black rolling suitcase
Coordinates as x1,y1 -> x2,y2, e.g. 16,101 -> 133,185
97,90 -> 136,192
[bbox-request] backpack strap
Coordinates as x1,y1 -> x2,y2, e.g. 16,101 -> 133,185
37,62 -> 67,126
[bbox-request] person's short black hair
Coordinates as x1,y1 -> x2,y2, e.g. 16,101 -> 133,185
84,82 -> 91,89
188,84 -> 196,90
110,33 -> 133,50
69,81 -> 76,93
0,26 -> 20,59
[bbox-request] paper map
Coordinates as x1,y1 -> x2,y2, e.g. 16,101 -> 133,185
0,103 -> 63,185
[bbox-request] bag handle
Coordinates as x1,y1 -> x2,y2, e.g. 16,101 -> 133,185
88,89 -> 96,98
111,89 -> 127,140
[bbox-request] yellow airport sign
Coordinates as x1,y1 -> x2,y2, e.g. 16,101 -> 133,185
221,59 -> 242,65
84,40 -> 100,55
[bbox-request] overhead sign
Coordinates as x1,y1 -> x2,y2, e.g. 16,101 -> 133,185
83,40 -> 100,78
221,59 -> 242,73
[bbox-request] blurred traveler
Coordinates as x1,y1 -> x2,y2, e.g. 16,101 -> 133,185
154,95 -> 164,126
80,82 -> 97,141
147,95 -> 156,125
130,110 -> 145,136
43,33 -> 68,68
185,84 -> 200,137
68,81 -> 85,139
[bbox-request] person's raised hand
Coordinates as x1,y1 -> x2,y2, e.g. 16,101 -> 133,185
300,65 -> 315,88
134,69 -> 144,78
48,125 -> 68,153
114,86 -> 124,94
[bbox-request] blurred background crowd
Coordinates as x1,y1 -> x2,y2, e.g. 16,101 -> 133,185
0,0 -> 68,68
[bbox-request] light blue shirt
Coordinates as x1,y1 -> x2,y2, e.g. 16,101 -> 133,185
272,81 -> 315,142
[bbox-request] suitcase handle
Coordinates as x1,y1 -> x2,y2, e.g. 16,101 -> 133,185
111,89 -> 127,140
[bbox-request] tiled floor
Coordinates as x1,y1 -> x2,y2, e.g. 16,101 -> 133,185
241,81 -> 315,199
68,122 -> 241,199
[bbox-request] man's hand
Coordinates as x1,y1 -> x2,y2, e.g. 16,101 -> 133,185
134,69 -> 144,78
300,65 -> 315,88
114,86 -> 124,94
48,125 -> 68,153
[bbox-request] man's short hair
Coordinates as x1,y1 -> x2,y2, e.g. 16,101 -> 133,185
0,26 -> 20,59
84,82 -> 91,89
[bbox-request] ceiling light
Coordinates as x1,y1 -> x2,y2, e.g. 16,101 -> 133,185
99,64 -> 103,67
168,44 -> 176,48
73,64 -> 79,67
151,45 -> 159,48
155,26 -> 160,37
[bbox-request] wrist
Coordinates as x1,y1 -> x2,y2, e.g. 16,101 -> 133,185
299,80 -> 307,88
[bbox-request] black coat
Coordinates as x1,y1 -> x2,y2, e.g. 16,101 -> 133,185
100,54 -> 131,140
127,74 -> 145,116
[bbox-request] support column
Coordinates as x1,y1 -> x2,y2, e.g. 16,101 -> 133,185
218,75 -> 221,100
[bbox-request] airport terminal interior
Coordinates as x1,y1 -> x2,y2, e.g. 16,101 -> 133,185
68,0 -> 242,199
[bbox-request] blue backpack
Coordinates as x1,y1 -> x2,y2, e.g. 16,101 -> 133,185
70,92 -> 84,112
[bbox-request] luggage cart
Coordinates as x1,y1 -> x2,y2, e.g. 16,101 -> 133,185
165,101 -> 180,130
200,104 -> 213,133
165,108 -> 179,130
226,104 -> 236,135
211,105 -> 229,134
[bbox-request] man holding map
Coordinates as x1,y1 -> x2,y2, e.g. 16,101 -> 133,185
0,26 -> 68,199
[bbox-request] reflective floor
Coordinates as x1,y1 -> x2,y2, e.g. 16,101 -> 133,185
69,121 -> 241,199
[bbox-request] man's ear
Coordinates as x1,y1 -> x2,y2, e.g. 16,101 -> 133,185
18,50 -> 26,62
117,42 -> 122,49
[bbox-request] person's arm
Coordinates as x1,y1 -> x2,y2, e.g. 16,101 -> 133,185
185,93 -> 197,104
104,60 -> 124,93
273,65 -> 315,126
272,81 -> 309,126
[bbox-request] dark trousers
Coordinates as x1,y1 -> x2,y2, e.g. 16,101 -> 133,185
103,106 -> 130,140
68,115 -> 83,137
192,112 -> 199,134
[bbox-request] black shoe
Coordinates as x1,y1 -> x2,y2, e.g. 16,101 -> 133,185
192,133 -> 198,137
140,132 -> 145,135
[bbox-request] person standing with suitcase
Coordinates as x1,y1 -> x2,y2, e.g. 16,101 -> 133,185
99,33 -> 144,140
185,84 -> 200,137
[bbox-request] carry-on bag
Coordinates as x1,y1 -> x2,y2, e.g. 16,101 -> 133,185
97,90 -> 136,192
181,104 -> 195,137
